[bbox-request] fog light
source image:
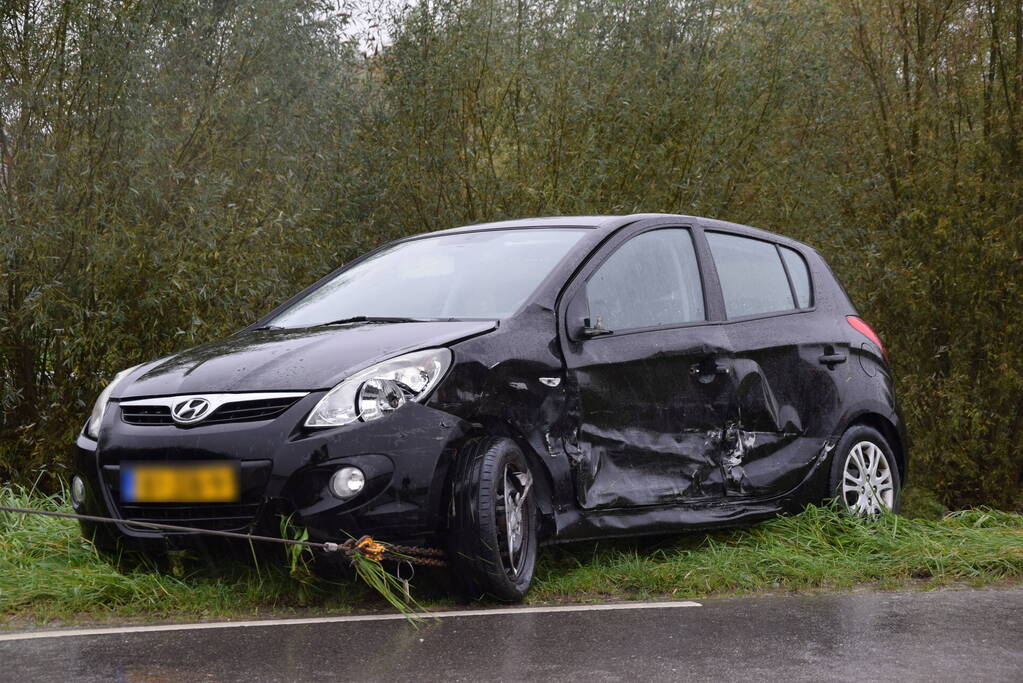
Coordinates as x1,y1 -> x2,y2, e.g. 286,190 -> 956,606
71,475 -> 86,508
329,466 -> 365,500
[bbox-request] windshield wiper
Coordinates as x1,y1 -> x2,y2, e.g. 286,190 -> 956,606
252,316 -> 450,331
315,316 -> 435,327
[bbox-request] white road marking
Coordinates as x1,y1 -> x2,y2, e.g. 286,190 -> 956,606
0,600 -> 700,642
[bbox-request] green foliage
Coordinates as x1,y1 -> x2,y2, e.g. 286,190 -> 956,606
2,486 -> 1020,623
0,483 -> 412,621
534,503 -> 1023,600
900,486 -> 949,521
0,0 -> 371,483
0,484 -> 352,619
1,0 -> 1021,507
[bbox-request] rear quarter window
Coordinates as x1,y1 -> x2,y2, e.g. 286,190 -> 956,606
779,246 -> 813,309
706,232 -> 796,318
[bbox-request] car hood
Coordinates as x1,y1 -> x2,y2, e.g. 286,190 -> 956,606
114,320 -> 497,398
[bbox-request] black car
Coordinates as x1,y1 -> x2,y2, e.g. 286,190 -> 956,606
73,214 -> 907,600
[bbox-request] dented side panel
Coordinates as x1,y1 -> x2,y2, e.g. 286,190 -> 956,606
426,221 -> 906,540
719,312 -> 847,497
562,325 -> 733,509
427,305 -> 581,517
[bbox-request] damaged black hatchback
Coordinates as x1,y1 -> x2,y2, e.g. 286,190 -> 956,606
73,214 -> 907,600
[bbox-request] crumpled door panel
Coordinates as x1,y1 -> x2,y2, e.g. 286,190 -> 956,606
571,426 -> 724,508
564,326 -> 734,510
723,317 -> 847,497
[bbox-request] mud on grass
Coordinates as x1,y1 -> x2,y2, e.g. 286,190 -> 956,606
1,485 -> 1021,626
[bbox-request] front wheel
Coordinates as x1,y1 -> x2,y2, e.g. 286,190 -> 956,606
447,437 -> 538,602
828,425 -> 902,515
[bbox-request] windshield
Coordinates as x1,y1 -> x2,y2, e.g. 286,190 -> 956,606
268,229 -> 586,327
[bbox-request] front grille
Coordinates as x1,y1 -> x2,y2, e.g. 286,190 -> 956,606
118,503 -> 263,532
203,397 -> 299,424
120,395 -> 302,426
121,405 -> 173,425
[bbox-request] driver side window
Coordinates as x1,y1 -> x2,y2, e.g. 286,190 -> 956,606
586,228 -> 705,332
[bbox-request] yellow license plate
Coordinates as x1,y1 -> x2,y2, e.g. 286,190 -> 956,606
121,462 -> 240,503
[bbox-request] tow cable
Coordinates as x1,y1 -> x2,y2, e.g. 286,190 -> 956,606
0,504 -> 446,566
0,504 -> 445,620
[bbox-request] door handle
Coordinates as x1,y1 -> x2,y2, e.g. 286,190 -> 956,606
818,352 -> 847,368
690,360 -> 730,380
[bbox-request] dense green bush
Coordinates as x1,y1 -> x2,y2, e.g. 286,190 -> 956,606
2,0 -> 1021,508
1,0 -> 372,478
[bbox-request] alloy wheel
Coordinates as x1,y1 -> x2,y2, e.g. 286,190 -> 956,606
841,440 -> 895,515
495,462 -> 532,578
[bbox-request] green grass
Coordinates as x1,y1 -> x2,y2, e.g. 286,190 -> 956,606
532,504 -> 1022,601
1,484 -> 1021,626
0,485 -> 390,625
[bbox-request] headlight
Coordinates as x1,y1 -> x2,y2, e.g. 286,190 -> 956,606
305,348 -> 452,428
85,366 -> 138,439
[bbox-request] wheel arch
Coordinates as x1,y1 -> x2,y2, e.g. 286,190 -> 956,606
843,412 -> 908,484
442,418 -> 558,540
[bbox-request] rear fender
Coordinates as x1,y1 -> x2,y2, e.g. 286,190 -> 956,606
833,403 -> 908,482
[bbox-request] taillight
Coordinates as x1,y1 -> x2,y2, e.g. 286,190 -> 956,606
847,316 -> 888,362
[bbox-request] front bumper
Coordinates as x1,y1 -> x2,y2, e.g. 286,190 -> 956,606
73,394 -> 471,550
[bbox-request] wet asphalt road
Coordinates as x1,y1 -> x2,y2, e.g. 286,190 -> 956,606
0,589 -> 1019,682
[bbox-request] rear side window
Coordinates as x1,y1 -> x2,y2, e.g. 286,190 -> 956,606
779,246 -> 812,308
707,232 -> 795,318
586,228 -> 704,331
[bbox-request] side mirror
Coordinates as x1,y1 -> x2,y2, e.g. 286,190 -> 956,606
566,289 -> 612,340
581,316 -> 612,338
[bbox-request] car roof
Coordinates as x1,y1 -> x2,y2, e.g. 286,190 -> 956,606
423,214 -> 812,250
428,216 -> 621,233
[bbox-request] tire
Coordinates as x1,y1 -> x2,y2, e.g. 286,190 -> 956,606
447,437 -> 538,602
828,424 -> 902,515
